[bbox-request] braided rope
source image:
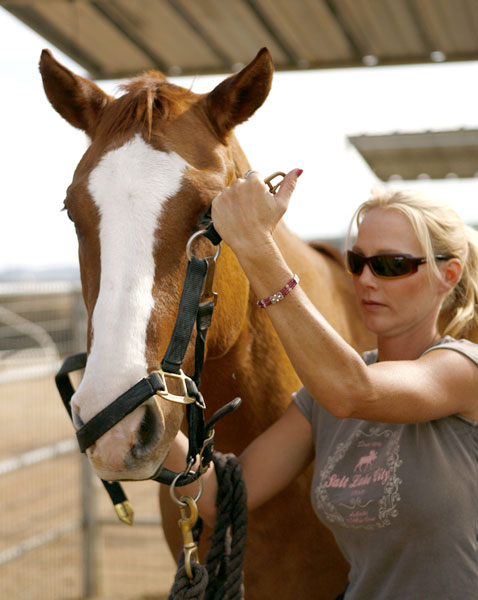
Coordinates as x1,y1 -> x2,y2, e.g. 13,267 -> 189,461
168,452 -> 247,600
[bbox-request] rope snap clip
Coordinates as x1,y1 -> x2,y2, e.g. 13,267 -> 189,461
178,495 -> 200,580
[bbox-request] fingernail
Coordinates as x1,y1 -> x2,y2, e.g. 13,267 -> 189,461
296,169 -> 303,177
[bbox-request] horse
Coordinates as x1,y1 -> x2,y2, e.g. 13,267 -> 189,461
40,47 -> 374,599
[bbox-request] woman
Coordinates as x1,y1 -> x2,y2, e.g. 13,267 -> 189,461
166,169 -> 478,599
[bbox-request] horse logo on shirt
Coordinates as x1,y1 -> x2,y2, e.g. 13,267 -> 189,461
354,450 -> 378,472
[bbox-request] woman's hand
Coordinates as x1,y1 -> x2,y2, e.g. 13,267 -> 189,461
211,168 -> 303,256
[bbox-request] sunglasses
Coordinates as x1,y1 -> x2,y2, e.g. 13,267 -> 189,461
346,250 -> 452,279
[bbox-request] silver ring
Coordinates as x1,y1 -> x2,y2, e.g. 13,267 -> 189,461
169,472 -> 203,506
186,229 -> 221,261
244,169 -> 257,179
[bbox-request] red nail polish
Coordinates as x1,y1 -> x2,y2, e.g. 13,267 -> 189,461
296,169 -> 303,177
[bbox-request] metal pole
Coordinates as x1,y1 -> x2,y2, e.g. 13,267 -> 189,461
81,455 -> 99,598
72,288 -> 87,353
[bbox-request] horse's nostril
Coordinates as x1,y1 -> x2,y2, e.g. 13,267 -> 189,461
71,404 -> 85,429
131,405 -> 159,458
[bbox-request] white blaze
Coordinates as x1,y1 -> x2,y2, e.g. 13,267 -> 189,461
73,134 -> 188,422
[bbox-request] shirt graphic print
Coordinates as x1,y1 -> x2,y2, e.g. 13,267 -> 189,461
315,426 -> 402,530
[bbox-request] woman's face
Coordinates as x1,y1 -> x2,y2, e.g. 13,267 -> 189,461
352,208 -> 444,340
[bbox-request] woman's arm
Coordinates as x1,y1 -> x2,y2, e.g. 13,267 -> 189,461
211,171 -> 478,423
163,402 -> 314,526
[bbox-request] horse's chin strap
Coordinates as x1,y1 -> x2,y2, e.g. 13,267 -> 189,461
55,227 -> 241,524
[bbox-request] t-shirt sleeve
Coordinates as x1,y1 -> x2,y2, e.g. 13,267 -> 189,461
423,338 -> 478,367
293,386 -> 315,422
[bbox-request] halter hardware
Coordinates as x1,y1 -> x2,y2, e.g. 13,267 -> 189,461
264,171 -> 286,194
114,499 -> 134,526
154,368 -> 198,405
177,495 -> 201,581
186,229 -> 221,262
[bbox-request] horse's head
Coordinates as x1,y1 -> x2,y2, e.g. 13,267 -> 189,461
40,48 -> 273,481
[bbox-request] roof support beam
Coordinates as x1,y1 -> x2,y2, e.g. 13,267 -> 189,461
167,0 -> 231,70
242,0 -> 300,66
5,3 -> 103,77
90,1 -> 169,73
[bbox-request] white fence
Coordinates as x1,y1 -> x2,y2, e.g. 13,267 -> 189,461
0,282 -> 175,600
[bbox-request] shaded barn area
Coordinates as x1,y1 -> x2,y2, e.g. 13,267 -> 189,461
3,0 -> 478,79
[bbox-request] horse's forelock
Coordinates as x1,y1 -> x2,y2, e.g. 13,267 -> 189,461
96,72 -> 195,142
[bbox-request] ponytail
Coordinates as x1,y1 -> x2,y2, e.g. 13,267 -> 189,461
439,225 -> 478,341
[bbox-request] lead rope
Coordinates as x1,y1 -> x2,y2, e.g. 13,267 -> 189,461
169,453 -> 247,600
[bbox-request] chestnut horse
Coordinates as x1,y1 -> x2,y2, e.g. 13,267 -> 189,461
40,47 -> 373,599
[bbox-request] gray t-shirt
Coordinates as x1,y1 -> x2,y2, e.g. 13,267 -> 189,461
293,337 -> 478,600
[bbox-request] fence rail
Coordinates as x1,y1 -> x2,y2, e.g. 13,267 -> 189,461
0,282 -> 175,600
0,437 -> 76,476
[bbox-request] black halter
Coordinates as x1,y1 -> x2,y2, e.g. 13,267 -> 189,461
55,219 -> 240,516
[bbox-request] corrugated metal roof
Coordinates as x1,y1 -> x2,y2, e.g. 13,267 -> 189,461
3,0 -> 478,79
348,129 -> 478,180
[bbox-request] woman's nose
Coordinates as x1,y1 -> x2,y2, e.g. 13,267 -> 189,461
358,263 -> 378,286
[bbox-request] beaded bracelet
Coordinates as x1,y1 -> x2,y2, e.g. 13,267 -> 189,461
257,274 -> 300,308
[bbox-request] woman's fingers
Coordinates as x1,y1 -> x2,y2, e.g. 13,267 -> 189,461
274,169 -> 303,212
211,168 -> 303,250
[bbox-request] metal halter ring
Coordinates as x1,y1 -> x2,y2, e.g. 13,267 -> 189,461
170,471 -> 203,506
186,229 -> 221,261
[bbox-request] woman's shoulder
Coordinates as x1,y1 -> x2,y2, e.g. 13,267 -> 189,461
423,335 -> 478,366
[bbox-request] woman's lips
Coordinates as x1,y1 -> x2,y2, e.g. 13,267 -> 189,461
362,300 -> 386,310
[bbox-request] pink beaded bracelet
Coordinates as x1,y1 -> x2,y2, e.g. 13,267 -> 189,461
257,274 -> 300,308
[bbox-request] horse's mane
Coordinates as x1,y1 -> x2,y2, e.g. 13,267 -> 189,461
96,71 -> 195,141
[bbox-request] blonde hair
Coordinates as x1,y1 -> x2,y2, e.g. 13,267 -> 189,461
346,186 -> 478,341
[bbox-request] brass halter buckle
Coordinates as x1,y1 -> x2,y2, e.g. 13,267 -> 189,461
154,368 -> 197,405
264,171 -> 286,195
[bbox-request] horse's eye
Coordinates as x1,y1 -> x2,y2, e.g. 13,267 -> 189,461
62,205 -> 74,222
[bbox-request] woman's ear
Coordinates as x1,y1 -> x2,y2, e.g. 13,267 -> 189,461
439,258 -> 463,292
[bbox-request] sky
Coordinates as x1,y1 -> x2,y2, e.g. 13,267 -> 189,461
1,7 -> 478,273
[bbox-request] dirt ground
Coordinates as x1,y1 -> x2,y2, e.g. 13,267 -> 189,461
0,374 -> 177,600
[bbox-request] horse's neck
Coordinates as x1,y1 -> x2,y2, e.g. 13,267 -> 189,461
200,225 -> 304,443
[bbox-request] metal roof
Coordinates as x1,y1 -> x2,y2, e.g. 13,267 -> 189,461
348,129 -> 478,180
3,0 -> 478,79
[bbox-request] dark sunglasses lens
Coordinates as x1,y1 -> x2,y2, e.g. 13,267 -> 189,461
347,251 -> 365,275
370,255 -> 411,277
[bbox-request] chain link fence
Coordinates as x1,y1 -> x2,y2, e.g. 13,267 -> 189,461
0,281 -> 175,600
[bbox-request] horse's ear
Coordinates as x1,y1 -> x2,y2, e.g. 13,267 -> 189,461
205,47 -> 273,141
39,49 -> 111,137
